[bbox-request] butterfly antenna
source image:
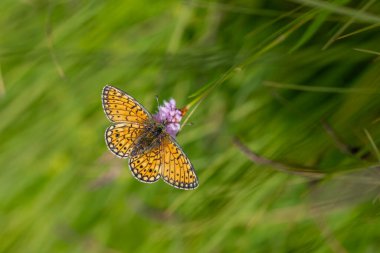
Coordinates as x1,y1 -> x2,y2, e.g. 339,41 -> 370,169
155,95 -> 160,107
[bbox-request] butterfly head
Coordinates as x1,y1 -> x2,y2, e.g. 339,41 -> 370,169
153,98 -> 183,138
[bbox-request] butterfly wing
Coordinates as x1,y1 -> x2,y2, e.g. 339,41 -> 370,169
128,145 -> 161,183
105,123 -> 145,158
102,85 -> 151,123
160,136 -> 198,190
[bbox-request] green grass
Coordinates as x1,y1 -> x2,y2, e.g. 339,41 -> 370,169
1,0 -> 380,252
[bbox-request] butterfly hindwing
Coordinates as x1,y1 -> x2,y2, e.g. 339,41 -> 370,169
129,146 -> 161,183
102,85 -> 151,123
105,123 -> 145,158
160,136 -> 198,190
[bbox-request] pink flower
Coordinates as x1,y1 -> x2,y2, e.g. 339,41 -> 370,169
153,98 -> 183,138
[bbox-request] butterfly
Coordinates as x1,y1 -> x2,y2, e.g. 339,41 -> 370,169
102,85 -> 198,190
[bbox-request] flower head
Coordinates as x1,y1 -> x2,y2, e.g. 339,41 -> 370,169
153,98 -> 183,138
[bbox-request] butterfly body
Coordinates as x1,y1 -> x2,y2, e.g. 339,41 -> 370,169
102,85 -> 198,190
131,122 -> 165,157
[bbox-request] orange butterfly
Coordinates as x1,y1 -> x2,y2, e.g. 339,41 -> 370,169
102,85 -> 198,190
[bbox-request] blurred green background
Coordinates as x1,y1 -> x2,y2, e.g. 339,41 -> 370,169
1,0 -> 380,252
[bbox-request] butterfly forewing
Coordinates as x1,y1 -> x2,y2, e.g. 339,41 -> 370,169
160,136 -> 198,190
102,85 -> 151,123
